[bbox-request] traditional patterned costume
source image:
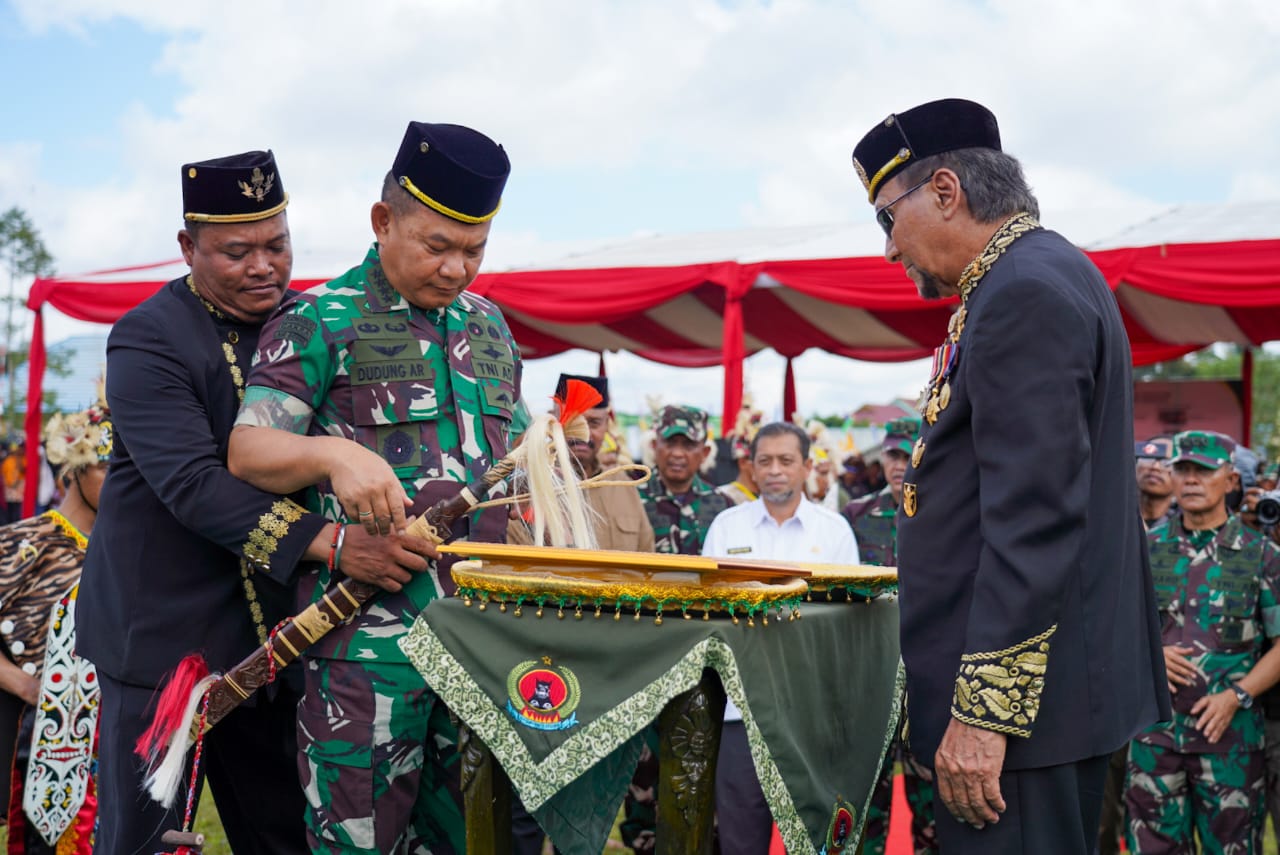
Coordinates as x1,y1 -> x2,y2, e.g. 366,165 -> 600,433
2,399 -> 111,853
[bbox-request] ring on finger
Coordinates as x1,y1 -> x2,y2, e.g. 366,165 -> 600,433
358,510 -> 373,517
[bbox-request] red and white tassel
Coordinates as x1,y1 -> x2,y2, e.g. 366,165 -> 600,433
135,654 -> 216,808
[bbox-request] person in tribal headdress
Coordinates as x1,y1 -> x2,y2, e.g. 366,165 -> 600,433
0,396 -> 111,853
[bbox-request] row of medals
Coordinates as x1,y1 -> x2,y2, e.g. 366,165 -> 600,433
905,302 -> 967,518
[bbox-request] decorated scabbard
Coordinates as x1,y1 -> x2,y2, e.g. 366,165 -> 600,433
198,462 -> 514,731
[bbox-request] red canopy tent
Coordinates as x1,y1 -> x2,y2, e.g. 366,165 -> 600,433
22,205 -> 1280,514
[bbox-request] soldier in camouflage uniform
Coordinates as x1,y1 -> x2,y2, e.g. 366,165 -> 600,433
1126,430 -> 1280,854
843,416 -> 938,854
640,405 -> 730,555
230,122 -> 520,854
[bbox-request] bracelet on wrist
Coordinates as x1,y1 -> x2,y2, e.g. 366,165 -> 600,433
333,523 -> 348,573
327,523 -> 344,572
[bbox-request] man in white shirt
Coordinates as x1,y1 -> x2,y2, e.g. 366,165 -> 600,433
702,421 -> 860,853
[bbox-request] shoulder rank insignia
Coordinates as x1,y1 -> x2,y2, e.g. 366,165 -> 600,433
506,657 -> 581,732
903,483 -> 918,517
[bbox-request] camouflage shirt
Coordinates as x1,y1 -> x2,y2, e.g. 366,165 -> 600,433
1136,513 -> 1280,752
639,474 -> 730,555
841,485 -> 897,567
239,244 -> 523,662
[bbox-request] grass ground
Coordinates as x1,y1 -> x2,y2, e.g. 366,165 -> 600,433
0,792 -> 1274,852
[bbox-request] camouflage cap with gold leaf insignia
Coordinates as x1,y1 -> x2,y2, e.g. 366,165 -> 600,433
1171,430 -> 1237,469
882,416 -> 922,455
656,405 -> 709,444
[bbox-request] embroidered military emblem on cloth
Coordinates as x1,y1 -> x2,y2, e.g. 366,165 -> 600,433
238,167 -> 275,203
824,796 -> 857,853
506,657 -> 581,732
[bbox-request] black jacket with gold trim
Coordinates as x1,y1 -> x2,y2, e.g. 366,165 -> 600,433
896,227 -> 1171,770
78,278 -> 327,688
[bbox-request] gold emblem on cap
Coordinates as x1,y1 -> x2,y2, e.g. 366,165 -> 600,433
239,167 -> 276,203
188,167 -> 197,179
912,437 -> 925,468
852,157 -> 870,191
903,482 -> 918,517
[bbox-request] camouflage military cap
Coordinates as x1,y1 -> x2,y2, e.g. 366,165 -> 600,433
656,405 -> 708,444
1171,430 -> 1237,469
1265,462 -> 1280,481
1135,437 -> 1174,460
882,416 -> 922,455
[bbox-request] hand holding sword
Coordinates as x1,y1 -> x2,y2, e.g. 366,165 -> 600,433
137,381 -> 605,807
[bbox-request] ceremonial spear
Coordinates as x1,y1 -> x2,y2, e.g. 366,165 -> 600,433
136,380 -> 605,809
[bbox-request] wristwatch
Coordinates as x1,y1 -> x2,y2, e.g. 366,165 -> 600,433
1231,682 -> 1254,709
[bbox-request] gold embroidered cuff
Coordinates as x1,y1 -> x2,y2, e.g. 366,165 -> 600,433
242,499 -> 306,571
951,624 -> 1056,738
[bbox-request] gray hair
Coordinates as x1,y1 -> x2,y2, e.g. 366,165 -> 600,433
898,147 -> 1039,223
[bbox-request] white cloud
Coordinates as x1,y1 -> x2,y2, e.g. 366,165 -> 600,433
6,0 -> 1280,418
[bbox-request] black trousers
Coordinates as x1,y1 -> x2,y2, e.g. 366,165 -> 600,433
95,671 -> 308,855
715,721 -> 771,855
932,752 -> 1111,854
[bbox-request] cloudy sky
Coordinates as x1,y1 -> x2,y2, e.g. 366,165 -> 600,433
2,0 -> 1278,421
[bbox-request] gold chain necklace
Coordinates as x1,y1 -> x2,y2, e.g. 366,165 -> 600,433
921,212 -> 1040,424
186,275 -> 265,642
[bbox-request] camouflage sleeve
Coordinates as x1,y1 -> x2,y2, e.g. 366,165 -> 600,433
242,294 -> 336,415
236,387 -> 315,436
1260,540 -> 1280,639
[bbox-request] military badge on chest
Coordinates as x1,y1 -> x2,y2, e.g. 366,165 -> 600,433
902,483 -> 918,517
920,338 -> 959,426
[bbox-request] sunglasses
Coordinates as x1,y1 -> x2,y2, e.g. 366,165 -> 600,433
875,172 -> 935,238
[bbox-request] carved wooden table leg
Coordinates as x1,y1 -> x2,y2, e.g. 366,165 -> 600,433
656,668 -> 727,854
458,721 -> 513,855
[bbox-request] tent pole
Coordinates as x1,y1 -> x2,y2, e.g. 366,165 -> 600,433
1243,347 -> 1254,447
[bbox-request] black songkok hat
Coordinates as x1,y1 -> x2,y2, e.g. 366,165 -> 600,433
851,98 -> 1001,203
392,122 -> 510,224
555,374 -> 608,408
182,150 -> 288,223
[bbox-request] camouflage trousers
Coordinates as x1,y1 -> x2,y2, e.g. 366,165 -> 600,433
863,739 -> 938,855
1124,741 -> 1265,854
299,657 -> 465,855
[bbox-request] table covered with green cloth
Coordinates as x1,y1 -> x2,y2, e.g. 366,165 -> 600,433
400,597 -> 902,855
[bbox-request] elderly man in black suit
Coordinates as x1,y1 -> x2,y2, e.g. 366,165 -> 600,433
78,151 -> 432,855
850,99 -> 1170,854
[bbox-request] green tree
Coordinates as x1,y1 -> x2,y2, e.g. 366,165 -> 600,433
0,206 -> 56,434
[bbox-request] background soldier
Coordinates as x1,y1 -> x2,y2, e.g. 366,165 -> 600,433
1125,430 -> 1280,853
843,415 -> 937,854
640,405 -> 729,555
230,122 -> 519,854
1136,437 -> 1177,530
